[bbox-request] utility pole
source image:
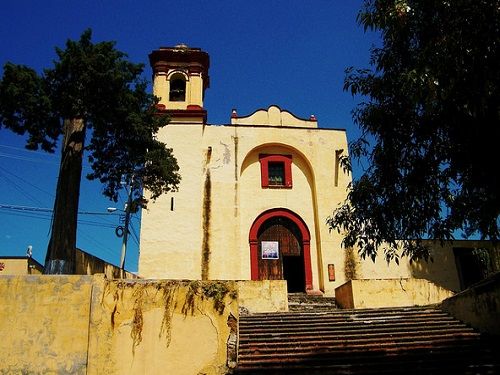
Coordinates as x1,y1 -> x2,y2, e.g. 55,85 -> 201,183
120,180 -> 133,274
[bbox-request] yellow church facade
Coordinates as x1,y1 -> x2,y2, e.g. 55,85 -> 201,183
139,45 -> 350,296
138,45 -> 499,299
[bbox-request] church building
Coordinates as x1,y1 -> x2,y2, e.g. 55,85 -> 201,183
138,45 -> 499,300
139,45 -> 350,296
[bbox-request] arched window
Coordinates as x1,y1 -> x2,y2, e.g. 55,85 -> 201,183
169,74 -> 186,101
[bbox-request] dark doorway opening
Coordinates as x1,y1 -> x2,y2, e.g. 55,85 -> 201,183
283,255 -> 305,292
454,247 -> 489,290
257,216 -> 305,292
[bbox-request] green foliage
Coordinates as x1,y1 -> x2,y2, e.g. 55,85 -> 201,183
0,30 -> 180,272
0,29 -> 180,207
0,63 -> 60,151
181,281 -> 236,316
328,0 -> 500,262
201,282 -> 237,315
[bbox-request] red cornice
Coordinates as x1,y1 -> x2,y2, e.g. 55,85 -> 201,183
156,106 -> 207,123
149,47 -> 210,89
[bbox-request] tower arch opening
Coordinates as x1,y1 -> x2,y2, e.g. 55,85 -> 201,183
169,73 -> 187,102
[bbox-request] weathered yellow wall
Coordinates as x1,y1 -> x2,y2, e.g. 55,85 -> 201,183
237,280 -> 288,313
88,279 -> 238,375
356,240 -> 497,293
140,105 -> 350,295
0,257 -> 43,275
0,275 -> 93,374
0,275 -> 238,375
441,272 -> 500,335
140,123 -> 205,279
75,248 -> 138,279
334,279 -> 353,308
335,278 -> 455,309
0,252 -> 135,279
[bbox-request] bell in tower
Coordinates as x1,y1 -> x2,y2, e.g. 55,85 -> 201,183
149,44 -> 210,123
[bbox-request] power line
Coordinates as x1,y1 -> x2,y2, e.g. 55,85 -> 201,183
0,143 -> 58,155
0,165 -> 55,198
0,210 -> 118,229
0,170 -> 45,206
78,230 -> 119,261
129,222 -> 140,246
0,152 -> 60,165
0,203 -> 123,216
0,204 -> 123,230
0,148 -> 93,171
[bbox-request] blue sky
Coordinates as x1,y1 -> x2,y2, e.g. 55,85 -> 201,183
0,1 -> 379,271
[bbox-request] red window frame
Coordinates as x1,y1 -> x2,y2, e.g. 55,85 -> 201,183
259,154 -> 292,188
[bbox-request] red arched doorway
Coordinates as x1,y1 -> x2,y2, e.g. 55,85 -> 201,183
249,208 -> 313,292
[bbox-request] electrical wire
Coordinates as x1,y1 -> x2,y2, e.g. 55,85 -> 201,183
0,165 -> 54,198
0,152 -> 60,165
0,205 -> 121,228
0,170 -> 45,206
0,143 -> 58,155
0,149 -> 93,171
129,223 -> 140,246
78,230 -> 119,261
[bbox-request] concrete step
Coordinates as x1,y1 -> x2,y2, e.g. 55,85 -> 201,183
236,346 -> 499,374
239,330 -> 479,348
287,293 -> 337,312
235,306 -> 500,374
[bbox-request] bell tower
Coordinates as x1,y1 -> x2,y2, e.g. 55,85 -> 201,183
149,44 -> 210,123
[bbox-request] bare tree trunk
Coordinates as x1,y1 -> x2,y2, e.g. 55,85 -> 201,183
44,118 -> 85,274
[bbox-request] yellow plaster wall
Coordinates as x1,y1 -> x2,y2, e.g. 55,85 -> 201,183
153,72 -> 167,104
0,275 -> 93,374
335,278 -> 454,309
140,123 -> 205,279
140,115 -> 351,295
74,248 -> 138,279
0,257 -> 43,275
237,280 -> 289,313
88,279 -> 238,375
356,240 -> 497,293
440,272 -> 500,335
0,276 -> 238,375
188,72 -> 204,107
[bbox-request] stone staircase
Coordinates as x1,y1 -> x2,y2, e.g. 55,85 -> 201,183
287,292 -> 337,312
235,302 -> 500,374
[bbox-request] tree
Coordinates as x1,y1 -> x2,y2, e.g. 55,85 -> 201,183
327,0 -> 500,263
0,30 -> 180,274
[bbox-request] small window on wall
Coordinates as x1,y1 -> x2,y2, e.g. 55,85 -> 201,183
259,154 -> 292,188
268,162 -> 285,186
169,74 -> 186,102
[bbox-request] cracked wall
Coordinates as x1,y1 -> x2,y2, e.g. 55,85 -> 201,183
0,275 -> 238,375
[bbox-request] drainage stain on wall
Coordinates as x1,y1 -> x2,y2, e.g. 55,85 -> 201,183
201,147 -> 212,280
344,246 -> 359,281
233,135 -> 239,218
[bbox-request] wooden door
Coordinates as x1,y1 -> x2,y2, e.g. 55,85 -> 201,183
257,217 -> 302,281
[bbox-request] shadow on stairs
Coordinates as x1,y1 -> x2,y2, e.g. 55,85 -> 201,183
233,302 -> 500,374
